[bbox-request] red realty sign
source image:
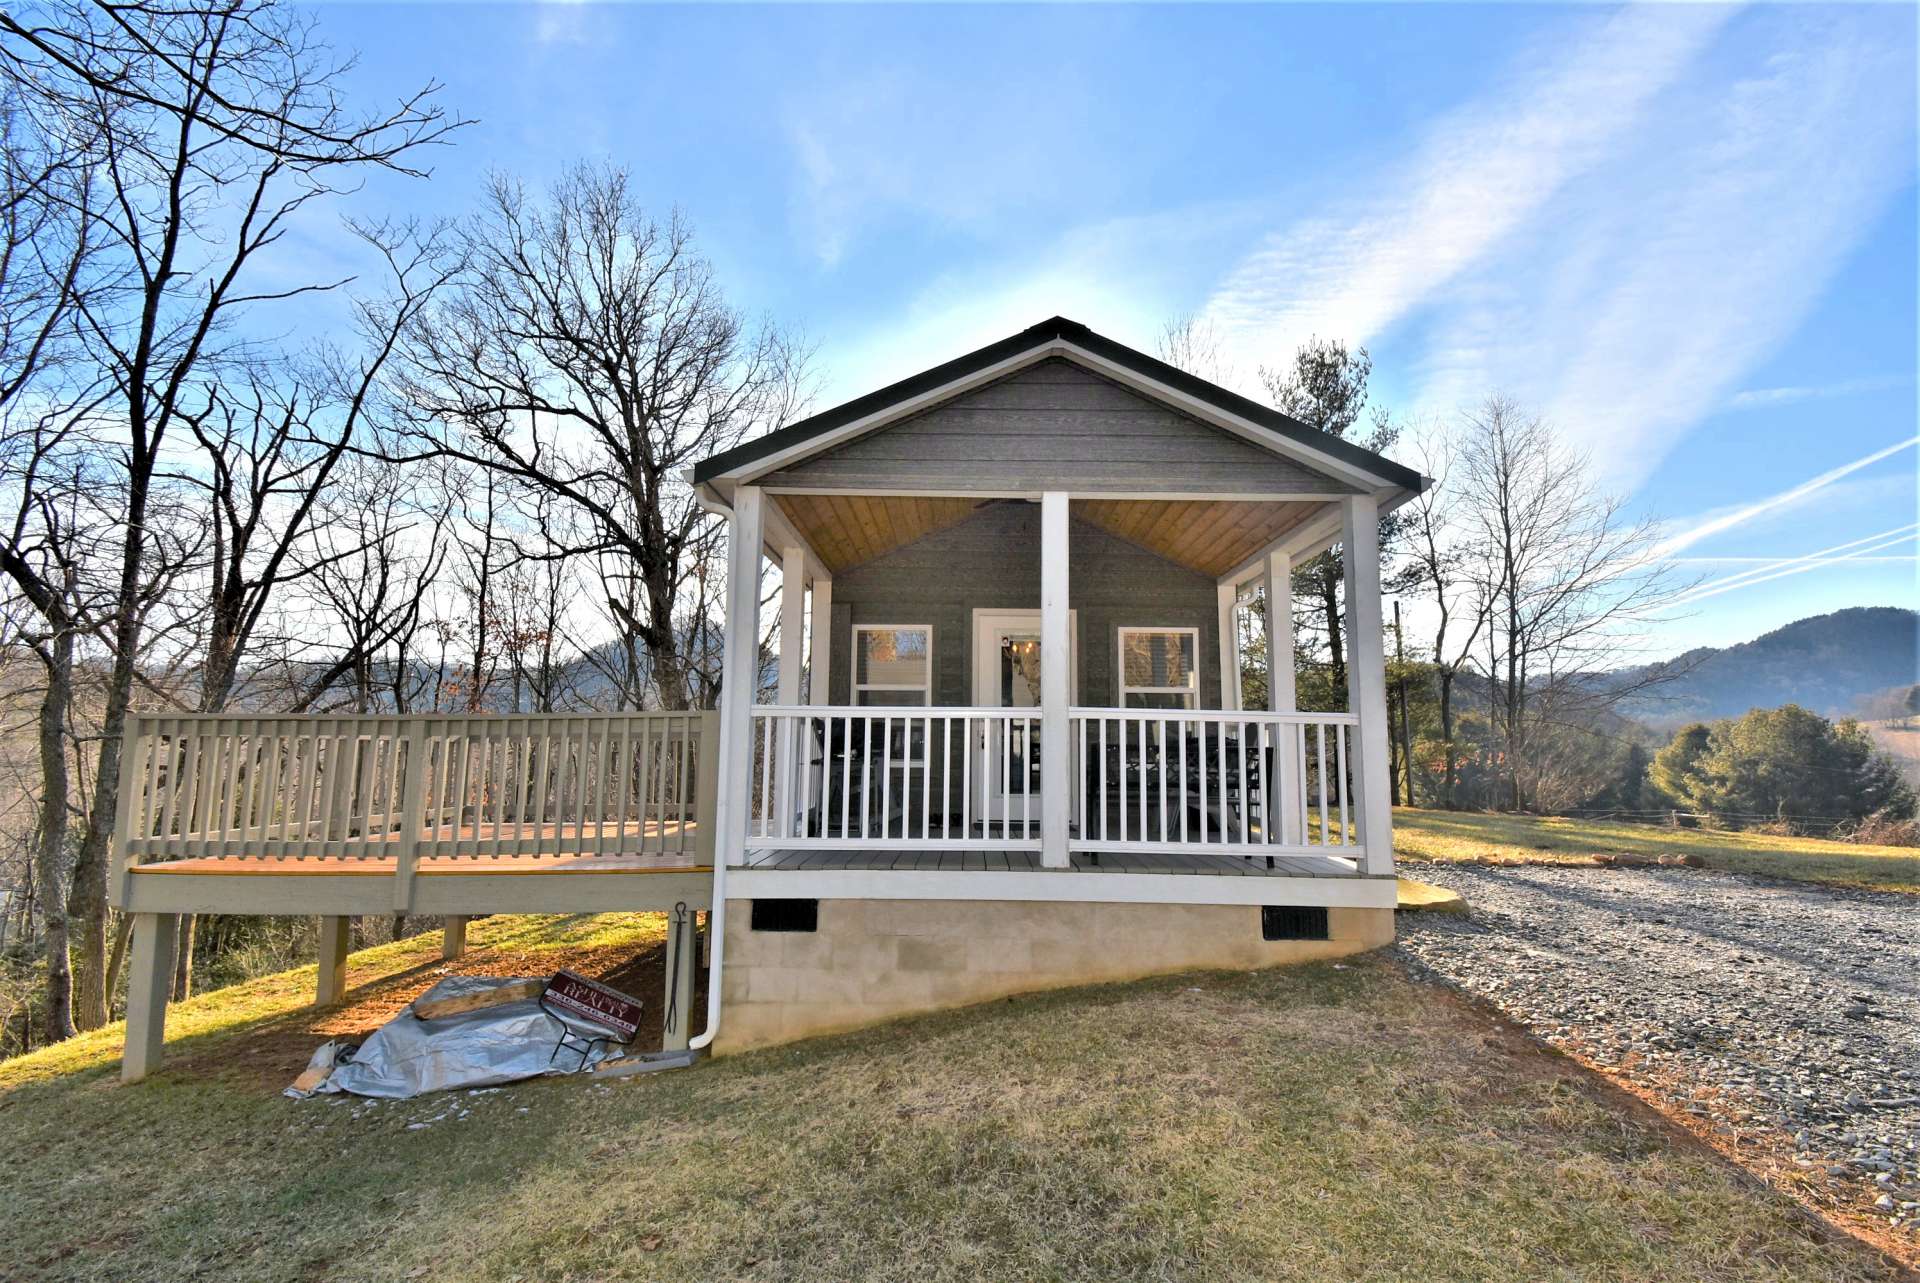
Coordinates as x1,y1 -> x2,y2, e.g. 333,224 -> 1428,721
543,970 -> 642,1042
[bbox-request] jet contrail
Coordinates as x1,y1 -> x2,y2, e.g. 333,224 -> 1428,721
1672,524 -> 1919,606
1654,435 -> 1919,559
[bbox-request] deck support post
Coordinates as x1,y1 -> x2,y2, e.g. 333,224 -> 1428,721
316,915 -> 350,1006
1040,491 -> 1071,868
1341,495 -> 1394,876
441,916 -> 468,960
1263,549 -> 1303,846
661,903 -> 696,1051
122,912 -> 176,1083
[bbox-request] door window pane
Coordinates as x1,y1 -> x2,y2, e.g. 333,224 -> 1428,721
999,633 -> 1043,708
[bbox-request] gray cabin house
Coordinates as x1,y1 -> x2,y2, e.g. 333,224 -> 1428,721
108,317 -> 1425,1075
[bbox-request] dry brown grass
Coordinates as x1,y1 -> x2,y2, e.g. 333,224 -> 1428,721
0,915 -> 1906,1282
1397,807 -> 1920,894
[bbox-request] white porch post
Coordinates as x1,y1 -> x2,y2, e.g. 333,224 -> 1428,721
715,485 -> 765,868
777,547 -> 805,705
1341,494 -> 1394,876
776,547 -> 806,835
1264,548 -> 1303,845
1216,581 -> 1241,711
808,574 -> 833,705
1039,491 -> 1071,867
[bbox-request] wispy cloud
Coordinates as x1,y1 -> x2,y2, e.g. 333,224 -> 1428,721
817,200 -> 1266,402
1653,435 -> 1919,559
532,0 -> 594,47
1422,9 -> 1915,485
1196,6 -> 1914,487
1724,375 -> 1909,412
783,63 -> 1098,269
1199,5 -> 1734,383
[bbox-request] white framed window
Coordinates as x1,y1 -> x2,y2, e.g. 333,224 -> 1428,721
1118,626 -> 1200,709
852,624 -> 932,707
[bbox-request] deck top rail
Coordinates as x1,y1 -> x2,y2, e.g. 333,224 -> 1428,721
113,711 -> 721,907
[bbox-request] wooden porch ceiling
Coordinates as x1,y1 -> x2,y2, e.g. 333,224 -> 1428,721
1073,498 -> 1321,579
770,493 -> 1325,578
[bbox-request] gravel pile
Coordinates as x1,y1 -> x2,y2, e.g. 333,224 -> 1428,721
1395,863 -> 1919,1238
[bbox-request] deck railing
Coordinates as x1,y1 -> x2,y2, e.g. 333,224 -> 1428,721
1070,708 -> 1359,856
114,712 -> 720,882
745,705 -> 1362,859
749,706 -> 1041,850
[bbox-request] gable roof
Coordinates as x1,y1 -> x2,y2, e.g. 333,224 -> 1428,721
692,316 -> 1427,494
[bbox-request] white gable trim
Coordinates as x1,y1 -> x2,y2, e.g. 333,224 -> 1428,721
724,339 -> 1400,493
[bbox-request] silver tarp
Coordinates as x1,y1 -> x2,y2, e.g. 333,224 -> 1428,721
287,975 -> 628,1099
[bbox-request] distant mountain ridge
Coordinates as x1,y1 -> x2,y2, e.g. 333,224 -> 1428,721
1620,606 -> 1918,728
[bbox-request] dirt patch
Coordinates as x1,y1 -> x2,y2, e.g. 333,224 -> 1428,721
173,931 -> 707,1093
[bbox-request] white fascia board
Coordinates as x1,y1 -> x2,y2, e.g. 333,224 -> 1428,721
728,866 -> 1398,908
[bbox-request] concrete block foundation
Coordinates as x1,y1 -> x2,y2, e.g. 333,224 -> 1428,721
713,898 -> 1394,1054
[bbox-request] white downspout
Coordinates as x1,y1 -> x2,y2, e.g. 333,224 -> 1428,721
690,483 -> 764,1052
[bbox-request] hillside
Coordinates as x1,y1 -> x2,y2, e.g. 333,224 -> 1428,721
1621,607 -> 1918,728
0,911 -> 1896,1283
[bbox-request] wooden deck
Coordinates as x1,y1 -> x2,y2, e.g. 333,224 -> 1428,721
122,822 -> 713,917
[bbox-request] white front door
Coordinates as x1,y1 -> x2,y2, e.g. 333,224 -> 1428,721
972,609 -> 1076,833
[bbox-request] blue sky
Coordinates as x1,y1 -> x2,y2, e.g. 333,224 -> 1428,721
298,2 -> 1916,660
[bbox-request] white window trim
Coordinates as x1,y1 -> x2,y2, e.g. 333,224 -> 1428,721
1116,626 -> 1201,709
852,623 -> 933,706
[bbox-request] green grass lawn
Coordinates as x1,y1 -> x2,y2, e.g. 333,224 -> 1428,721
2,915 -> 1901,1282
1395,806 -> 1920,895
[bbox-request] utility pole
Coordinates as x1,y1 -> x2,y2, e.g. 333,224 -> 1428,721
1393,600 -> 1415,808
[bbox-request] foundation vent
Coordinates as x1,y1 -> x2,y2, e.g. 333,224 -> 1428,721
1261,906 -> 1329,942
751,899 -> 819,933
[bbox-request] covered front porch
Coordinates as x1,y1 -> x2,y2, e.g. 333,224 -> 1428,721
713,483 -> 1398,898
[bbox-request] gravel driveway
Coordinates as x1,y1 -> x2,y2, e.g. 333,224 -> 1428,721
1394,863 -> 1919,1241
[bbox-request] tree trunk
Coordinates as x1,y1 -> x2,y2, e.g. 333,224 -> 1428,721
104,912 -> 135,1007
1438,668 -> 1458,809
1315,556 -> 1346,699
34,630 -> 77,1043
171,913 -> 195,1001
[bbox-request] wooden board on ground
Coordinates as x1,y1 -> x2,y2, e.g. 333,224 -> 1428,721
413,978 -> 547,1020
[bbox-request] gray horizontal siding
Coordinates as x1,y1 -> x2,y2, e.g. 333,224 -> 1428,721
762,358 -> 1357,496
828,501 -> 1223,709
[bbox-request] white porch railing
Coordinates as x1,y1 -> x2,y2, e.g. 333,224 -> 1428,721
1070,708 -> 1359,856
746,705 -> 1362,859
750,706 -> 1041,850
114,712 -> 719,876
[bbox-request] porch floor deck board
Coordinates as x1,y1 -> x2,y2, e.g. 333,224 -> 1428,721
742,848 -> 1362,878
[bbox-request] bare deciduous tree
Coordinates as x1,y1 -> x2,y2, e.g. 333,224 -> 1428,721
393,163 -> 810,710
0,0 -> 459,1028
1452,396 -> 1690,810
